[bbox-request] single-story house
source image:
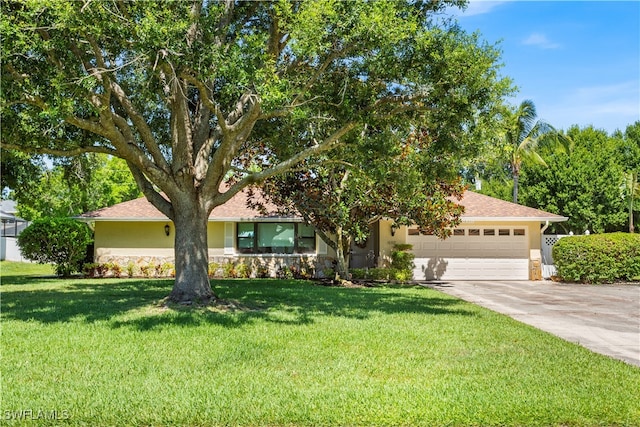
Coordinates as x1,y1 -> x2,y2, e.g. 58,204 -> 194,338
78,190 -> 566,280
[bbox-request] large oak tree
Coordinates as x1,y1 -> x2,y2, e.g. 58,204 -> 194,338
1,0 -> 510,302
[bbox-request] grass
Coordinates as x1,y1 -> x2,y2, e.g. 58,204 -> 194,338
1,261 -> 639,426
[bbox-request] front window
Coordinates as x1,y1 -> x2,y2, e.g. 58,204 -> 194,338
237,223 -> 316,254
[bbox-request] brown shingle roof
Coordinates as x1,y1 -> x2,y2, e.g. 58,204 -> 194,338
78,189 -> 567,222
78,189 -> 287,221
456,191 -> 567,222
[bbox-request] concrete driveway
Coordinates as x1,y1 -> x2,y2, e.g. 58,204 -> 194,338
423,280 -> 640,367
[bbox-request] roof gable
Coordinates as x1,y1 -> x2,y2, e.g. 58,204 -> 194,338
456,191 -> 567,222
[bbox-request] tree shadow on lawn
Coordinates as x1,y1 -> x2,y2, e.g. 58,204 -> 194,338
2,278 -> 476,330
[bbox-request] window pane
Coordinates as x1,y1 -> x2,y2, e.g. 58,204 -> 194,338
237,223 -> 254,253
258,223 -> 294,253
237,238 -> 254,251
298,224 -> 315,238
237,223 -> 254,238
484,229 -> 495,236
297,238 -> 315,253
453,229 -> 465,236
514,229 -> 526,236
499,229 -> 510,236
468,229 -> 480,236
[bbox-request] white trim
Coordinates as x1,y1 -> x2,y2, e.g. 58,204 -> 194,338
77,217 -> 304,223
461,216 -> 567,222
317,237 -> 328,255
462,217 -> 567,222
224,222 -> 235,255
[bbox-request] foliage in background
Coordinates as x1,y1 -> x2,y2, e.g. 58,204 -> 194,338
17,218 -> 93,276
461,100 -> 569,204
553,233 -> 640,284
470,122 -> 639,234
10,154 -> 141,220
615,122 -> 640,233
499,100 -> 569,204
519,126 -> 628,234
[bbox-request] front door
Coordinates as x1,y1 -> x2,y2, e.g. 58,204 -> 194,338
350,222 -> 379,268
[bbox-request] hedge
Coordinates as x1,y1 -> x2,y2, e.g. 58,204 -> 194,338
553,233 -> 640,284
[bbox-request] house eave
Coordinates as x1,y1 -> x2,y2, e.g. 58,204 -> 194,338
461,216 -> 568,223
76,216 -> 304,223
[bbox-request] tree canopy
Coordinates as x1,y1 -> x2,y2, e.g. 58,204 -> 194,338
1,0 -> 512,302
519,126 -> 630,234
255,127 -> 466,279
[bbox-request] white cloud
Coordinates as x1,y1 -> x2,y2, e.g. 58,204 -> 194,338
531,81 -> 640,133
522,33 -> 561,49
574,81 -> 640,116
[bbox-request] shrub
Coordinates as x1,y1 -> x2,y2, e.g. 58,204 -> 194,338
350,268 -> 367,280
368,268 -> 394,281
154,263 -> 163,278
222,262 -> 236,278
390,243 -> 415,282
276,265 -> 294,280
139,263 -> 153,278
553,233 -> 640,284
83,262 -> 99,278
322,268 -> 335,279
234,262 -> 251,278
18,217 -> 93,277
256,264 -> 270,278
126,261 -> 137,278
160,262 -> 175,277
208,262 -> 222,278
95,263 -> 108,277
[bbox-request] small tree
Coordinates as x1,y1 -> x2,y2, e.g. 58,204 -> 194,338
17,218 -> 93,276
255,127 -> 466,279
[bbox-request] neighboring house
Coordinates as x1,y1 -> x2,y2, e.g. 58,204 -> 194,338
1,200 -> 31,262
78,190 -> 567,281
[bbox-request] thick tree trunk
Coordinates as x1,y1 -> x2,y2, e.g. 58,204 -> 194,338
169,202 -> 216,304
630,198 -> 635,234
512,173 -> 519,204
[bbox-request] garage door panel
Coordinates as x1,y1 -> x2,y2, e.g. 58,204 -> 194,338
407,227 -> 530,280
414,258 -> 529,281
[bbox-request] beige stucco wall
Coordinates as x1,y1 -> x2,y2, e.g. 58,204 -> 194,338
92,221 -> 335,270
93,221 -> 227,260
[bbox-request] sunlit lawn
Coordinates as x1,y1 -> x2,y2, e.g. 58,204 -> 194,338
2,261 -> 639,426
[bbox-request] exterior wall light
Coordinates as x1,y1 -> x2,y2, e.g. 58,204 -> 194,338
164,224 -> 171,236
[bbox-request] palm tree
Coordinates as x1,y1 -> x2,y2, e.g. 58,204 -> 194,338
502,100 -> 570,204
625,171 -> 639,233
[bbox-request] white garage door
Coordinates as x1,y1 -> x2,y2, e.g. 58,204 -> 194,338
407,227 -> 529,281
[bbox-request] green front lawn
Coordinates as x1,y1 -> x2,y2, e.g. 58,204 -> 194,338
2,261 -> 639,426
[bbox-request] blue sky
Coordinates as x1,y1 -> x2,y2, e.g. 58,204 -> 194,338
447,1 -> 639,134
